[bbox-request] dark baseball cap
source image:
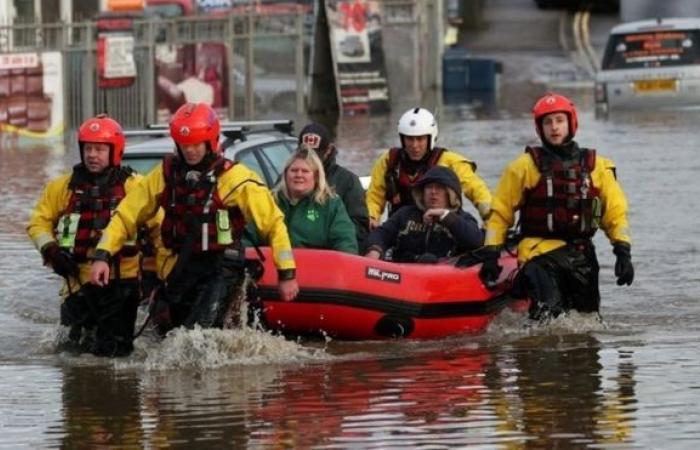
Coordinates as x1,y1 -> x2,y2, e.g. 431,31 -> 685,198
298,122 -> 332,152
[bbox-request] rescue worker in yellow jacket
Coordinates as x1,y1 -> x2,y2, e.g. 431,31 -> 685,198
90,103 -> 298,334
27,115 -> 161,356
479,93 -> 634,322
366,107 -> 492,229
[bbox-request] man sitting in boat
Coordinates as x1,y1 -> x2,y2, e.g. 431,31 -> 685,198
298,122 -> 369,250
478,93 -> 634,322
246,147 -> 358,254
365,107 -> 492,230
90,103 -> 299,335
364,166 -> 483,263
27,115 -> 162,356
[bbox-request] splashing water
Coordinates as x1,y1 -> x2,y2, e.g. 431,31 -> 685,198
140,326 -> 328,370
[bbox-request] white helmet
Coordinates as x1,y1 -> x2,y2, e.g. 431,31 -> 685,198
397,107 -> 438,151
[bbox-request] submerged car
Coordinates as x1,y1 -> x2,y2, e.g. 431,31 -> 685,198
595,18 -> 700,116
122,120 -> 296,186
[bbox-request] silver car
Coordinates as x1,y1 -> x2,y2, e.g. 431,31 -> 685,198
122,120 -> 297,187
595,18 -> 700,116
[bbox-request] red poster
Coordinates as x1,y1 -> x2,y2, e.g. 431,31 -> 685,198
96,15 -> 137,88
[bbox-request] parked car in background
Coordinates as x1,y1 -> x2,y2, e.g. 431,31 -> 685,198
122,120 -> 296,186
595,17 -> 700,116
533,0 -> 619,12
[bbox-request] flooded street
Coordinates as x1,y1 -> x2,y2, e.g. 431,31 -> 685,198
2,92 -> 700,447
3,1 -> 700,446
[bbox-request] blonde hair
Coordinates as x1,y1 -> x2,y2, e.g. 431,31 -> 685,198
276,147 -> 335,204
412,183 -> 461,211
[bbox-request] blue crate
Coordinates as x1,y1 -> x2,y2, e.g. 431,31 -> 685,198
442,47 -> 471,92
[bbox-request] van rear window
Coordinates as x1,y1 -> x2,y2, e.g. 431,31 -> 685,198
602,30 -> 700,70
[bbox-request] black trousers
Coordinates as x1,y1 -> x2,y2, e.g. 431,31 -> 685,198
513,242 -> 600,318
156,252 -> 242,334
60,280 -> 140,356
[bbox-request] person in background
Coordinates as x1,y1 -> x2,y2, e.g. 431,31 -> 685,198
479,93 -> 634,322
248,148 -> 358,254
365,166 -> 482,262
366,107 -> 492,229
27,115 -> 161,357
298,122 -> 369,250
90,103 -> 298,336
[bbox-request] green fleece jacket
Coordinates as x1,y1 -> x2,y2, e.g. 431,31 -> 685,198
246,192 -> 358,254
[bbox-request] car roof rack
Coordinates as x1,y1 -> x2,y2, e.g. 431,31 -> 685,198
142,119 -> 294,141
122,129 -> 171,138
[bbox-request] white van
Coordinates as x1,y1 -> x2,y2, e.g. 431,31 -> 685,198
595,17 -> 700,116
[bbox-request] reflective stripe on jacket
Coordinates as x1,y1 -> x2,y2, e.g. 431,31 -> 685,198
520,146 -> 601,240
159,154 -> 245,253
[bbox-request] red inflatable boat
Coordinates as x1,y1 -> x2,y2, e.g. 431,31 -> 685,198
244,247 -> 524,340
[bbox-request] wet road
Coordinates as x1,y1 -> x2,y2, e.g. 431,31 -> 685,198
3,5 -> 700,450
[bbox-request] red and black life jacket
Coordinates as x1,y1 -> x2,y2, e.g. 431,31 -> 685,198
520,146 -> 601,240
159,154 -> 246,253
64,165 -> 134,262
384,147 -> 446,216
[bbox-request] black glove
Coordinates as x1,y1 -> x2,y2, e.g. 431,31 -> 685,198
41,242 -> 79,279
613,242 -> 634,286
477,246 -> 502,289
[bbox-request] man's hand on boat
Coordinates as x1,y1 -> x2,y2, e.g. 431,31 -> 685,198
365,245 -> 382,260
279,278 -> 299,301
475,246 -> 503,289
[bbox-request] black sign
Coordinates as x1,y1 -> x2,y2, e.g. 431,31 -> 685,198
365,266 -> 401,283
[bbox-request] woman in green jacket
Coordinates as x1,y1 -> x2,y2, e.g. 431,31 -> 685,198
248,148 -> 358,254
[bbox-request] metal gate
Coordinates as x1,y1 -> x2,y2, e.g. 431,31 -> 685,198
0,12 -> 305,130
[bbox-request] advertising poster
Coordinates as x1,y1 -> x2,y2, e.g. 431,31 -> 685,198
155,42 -> 229,123
0,52 -> 64,138
325,0 -> 390,115
96,14 -> 137,88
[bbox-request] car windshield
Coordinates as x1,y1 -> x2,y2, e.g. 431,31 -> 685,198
258,142 -> 294,184
236,150 -> 266,182
122,156 -> 162,175
602,29 -> 700,70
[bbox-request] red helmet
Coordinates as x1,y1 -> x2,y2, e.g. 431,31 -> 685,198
532,93 -> 578,138
169,103 -> 220,152
77,114 -> 125,166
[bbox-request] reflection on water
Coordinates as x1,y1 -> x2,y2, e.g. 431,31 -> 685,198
50,367 -> 144,448
505,334 -> 635,447
31,335 -> 638,448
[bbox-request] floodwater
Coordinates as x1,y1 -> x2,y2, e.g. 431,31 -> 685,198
2,86 -> 700,448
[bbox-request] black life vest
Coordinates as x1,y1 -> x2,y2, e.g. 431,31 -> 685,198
520,146 -> 602,240
384,146 -> 446,216
62,165 -> 134,262
159,154 -> 245,253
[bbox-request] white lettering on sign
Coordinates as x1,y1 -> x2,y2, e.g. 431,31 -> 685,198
197,0 -> 233,11
366,266 -> 401,283
0,53 -> 39,70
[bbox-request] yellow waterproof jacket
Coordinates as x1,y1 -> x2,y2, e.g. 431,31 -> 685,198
485,151 -> 631,263
97,161 -> 295,280
366,148 -> 492,221
27,171 -> 163,294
